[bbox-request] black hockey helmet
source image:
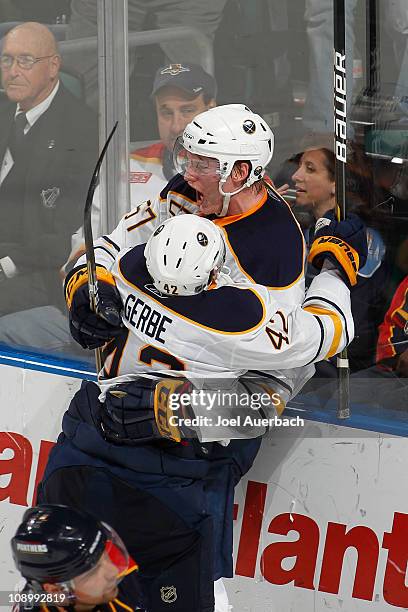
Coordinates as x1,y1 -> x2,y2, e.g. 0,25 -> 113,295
11,504 -> 128,584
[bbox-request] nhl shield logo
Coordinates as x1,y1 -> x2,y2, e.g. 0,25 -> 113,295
160,586 -> 177,604
161,64 -> 190,76
41,187 -> 60,209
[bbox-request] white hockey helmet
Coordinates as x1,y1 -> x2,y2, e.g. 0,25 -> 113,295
173,104 -> 274,214
144,215 -> 226,296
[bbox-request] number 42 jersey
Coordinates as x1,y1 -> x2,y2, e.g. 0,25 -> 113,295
100,244 -> 353,396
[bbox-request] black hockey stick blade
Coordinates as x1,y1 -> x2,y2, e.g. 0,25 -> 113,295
84,121 -> 119,322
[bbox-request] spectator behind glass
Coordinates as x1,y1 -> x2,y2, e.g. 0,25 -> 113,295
0,22 -> 97,353
292,140 -> 390,372
341,276 -> 408,411
64,63 -> 217,272
130,62 -> 216,198
377,274 -> 408,374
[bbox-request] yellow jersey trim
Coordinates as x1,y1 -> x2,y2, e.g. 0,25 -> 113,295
113,599 -> 133,612
304,306 -> 343,358
215,189 -> 305,290
130,152 -> 162,164
117,262 -> 267,336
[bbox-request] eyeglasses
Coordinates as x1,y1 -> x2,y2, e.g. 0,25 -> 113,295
0,54 -> 56,70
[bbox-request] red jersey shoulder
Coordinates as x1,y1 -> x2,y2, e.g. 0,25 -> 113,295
130,141 -> 165,163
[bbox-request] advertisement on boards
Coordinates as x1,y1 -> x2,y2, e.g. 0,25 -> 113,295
0,362 -> 407,611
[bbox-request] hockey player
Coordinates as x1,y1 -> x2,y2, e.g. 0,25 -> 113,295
40,213 -> 367,611
65,213 -> 361,415
73,104 -> 305,331
70,104 -> 308,398
11,504 -> 142,611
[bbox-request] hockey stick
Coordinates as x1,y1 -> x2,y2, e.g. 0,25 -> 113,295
84,121 -> 118,373
334,0 -> 350,418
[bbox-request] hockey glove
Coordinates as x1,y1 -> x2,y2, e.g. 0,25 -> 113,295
64,264 -> 123,349
101,377 -> 194,445
308,212 -> 368,287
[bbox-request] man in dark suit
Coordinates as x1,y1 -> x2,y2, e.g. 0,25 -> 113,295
0,22 -> 97,352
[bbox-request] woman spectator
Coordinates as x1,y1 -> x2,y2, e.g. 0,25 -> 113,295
291,140 -> 391,373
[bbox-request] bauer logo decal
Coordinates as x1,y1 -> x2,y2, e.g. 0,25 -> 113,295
160,586 -> 177,603
334,51 -> 347,163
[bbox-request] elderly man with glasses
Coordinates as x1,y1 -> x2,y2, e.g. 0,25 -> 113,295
0,21 -> 97,353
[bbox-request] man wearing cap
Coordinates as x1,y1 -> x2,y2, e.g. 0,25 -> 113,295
63,62 -> 216,271
128,62 -> 216,205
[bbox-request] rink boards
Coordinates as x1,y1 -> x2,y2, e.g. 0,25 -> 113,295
0,357 -> 407,610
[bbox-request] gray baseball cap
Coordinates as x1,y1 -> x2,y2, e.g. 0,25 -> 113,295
152,63 -> 217,99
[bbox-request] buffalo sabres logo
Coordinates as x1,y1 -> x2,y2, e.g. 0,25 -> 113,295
160,586 -> 177,603
243,119 -> 256,134
41,187 -> 60,209
161,64 -> 190,76
197,232 -> 208,246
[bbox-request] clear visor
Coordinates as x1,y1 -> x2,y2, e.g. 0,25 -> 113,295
71,525 -> 129,599
173,137 -> 221,177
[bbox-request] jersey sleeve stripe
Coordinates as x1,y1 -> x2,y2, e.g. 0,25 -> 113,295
303,295 -> 350,345
305,315 -> 325,365
102,235 -> 121,251
259,383 -> 286,415
247,370 -> 293,394
95,245 -> 116,260
303,306 -> 343,358
113,599 -> 134,612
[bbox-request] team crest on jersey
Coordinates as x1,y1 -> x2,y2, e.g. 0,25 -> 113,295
129,171 -> 152,183
161,64 -> 190,76
41,187 -> 60,209
160,586 -> 177,603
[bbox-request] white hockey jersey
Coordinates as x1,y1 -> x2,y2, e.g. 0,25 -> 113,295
97,245 -> 353,439
128,142 -> 171,204
82,174 -> 306,306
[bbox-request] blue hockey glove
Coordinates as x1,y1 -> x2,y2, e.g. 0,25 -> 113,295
64,264 -> 123,349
